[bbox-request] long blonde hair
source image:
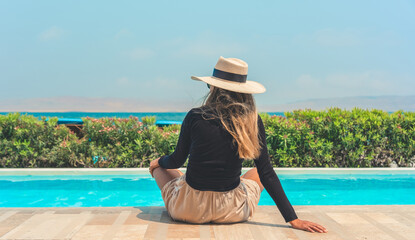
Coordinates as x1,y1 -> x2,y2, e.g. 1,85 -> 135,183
195,86 -> 262,160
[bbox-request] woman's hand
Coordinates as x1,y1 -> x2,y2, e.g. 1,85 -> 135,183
149,157 -> 161,178
289,218 -> 328,233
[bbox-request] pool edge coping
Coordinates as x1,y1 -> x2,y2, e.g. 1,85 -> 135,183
1,167 -> 415,175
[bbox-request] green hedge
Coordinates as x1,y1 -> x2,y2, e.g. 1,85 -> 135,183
261,108 -> 415,167
1,108 -> 414,168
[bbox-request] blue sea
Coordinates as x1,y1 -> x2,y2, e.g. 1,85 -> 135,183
0,112 -> 285,122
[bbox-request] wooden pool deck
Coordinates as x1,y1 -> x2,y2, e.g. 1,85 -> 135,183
0,205 -> 414,240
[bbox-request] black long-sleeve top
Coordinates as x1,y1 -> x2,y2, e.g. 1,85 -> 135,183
158,107 -> 298,223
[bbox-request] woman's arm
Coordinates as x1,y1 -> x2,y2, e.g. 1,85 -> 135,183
158,110 -> 193,169
254,115 -> 328,233
253,115 -> 298,223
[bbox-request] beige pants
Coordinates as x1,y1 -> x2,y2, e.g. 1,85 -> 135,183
161,174 -> 261,224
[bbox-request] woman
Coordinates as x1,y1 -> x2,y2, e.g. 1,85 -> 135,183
149,56 -> 328,233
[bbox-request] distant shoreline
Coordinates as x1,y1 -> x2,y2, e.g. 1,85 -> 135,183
0,111 -> 189,113
0,111 -> 285,122
2,95 -> 414,113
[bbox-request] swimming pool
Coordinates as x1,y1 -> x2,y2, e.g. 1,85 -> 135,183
0,168 -> 414,207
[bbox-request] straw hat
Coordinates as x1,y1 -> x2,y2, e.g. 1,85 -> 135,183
191,56 -> 266,94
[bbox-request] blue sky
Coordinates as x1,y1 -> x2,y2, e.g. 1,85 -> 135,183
1,0 -> 414,111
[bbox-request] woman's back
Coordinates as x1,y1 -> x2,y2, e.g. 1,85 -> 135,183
185,107 -> 246,191
159,107 -> 247,191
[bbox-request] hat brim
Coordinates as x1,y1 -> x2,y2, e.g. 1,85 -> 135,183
191,76 -> 266,94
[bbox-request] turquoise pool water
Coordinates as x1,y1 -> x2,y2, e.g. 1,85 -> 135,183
0,173 -> 414,207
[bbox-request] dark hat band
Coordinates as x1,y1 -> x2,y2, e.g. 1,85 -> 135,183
212,68 -> 247,83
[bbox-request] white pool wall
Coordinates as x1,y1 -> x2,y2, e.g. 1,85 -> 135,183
0,168 -> 414,176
